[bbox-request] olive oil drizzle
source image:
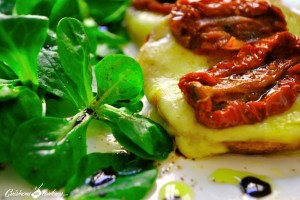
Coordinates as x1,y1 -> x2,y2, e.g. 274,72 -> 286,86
158,181 -> 194,200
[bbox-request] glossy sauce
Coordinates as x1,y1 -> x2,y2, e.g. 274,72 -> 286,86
210,168 -> 272,198
240,176 -> 271,198
87,169 -> 116,188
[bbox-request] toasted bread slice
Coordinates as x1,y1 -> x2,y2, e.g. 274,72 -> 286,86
127,0 -> 300,158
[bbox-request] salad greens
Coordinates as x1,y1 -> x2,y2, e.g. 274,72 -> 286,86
85,0 -> 131,24
56,17 -> 93,108
0,0 -> 173,199
11,112 -> 91,189
15,0 -> 83,28
94,54 -> 143,105
0,86 -> 42,163
0,0 -> 15,15
0,14 -> 48,89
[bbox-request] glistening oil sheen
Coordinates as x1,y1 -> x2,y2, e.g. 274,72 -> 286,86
210,168 -> 272,198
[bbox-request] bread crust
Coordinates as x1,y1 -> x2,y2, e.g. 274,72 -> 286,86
224,141 -> 300,154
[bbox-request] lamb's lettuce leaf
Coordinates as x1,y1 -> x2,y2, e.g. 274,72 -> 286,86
38,48 -> 82,107
11,111 -> 91,189
85,0 -> 130,24
0,86 -> 42,163
0,15 -> 48,89
0,61 -> 16,79
94,54 -> 143,105
57,17 -> 93,108
0,0 -> 15,15
45,97 -> 78,118
39,18 -> 93,109
0,2 -> 173,197
15,0 -> 55,16
15,0 -> 82,28
50,0 -> 83,28
97,105 -> 173,161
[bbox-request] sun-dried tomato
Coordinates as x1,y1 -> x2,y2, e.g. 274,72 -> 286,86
170,0 -> 287,56
131,0 -> 176,15
179,32 -> 300,129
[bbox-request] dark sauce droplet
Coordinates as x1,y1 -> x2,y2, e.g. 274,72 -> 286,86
74,113 -> 87,127
85,108 -> 94,115
88,170 -> 116,188
240,176 -> 271,198
44,44 -> 51,49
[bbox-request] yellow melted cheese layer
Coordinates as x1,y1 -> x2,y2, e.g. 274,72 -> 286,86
124,7 -> 166,47
127,1 -> 300,158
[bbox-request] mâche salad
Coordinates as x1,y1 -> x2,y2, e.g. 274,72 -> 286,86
0,0 -> 173,199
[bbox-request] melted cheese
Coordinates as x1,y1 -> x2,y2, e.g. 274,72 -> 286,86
126,1 -> 300,158
124,7 -> 166,47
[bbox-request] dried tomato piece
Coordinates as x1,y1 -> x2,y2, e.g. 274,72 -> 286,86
131,0 -> 176,15
178,32 -> 300,129
170,0 -> 287,56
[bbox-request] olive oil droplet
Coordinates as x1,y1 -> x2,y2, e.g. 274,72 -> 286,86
159,181 -> 193,200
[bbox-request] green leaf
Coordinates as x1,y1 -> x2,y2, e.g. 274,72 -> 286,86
0,61 -> 17,79
11,112 -> 91,189
16,0 -> 55,16
65,152 -> 153,195
44,29 -> 57,47
0,0 -> 15,15
0,86 -> 42,163
38,47 -> 87,109
83,25 -> 98,56
0,79 -> 21,86
50,0 -> 82,28
0,14 -> 48,89
71,167 -> 157,200
16,0 -> 82,28
0,85 -> 19,102
84,19 -> 129,59
95,28 -> 128,58
94,54 -> 144,106
97,104 -> 174,161
85,0 -> 130,24
56,17 -> 93,109
97,27 -> 128,45
45,97 -> 78,118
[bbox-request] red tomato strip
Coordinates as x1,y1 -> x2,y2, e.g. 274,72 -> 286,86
170,0 -> 287,55
179,32 -> 300,128
131,0 -> 175,14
